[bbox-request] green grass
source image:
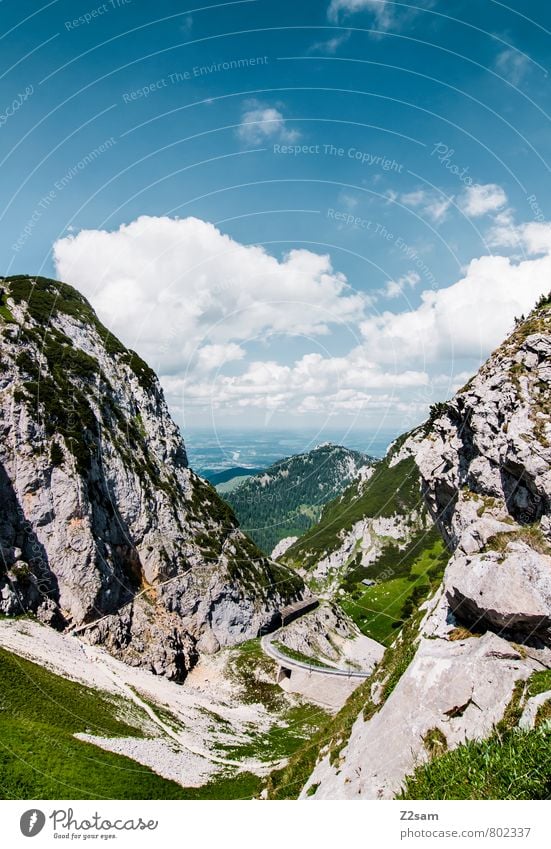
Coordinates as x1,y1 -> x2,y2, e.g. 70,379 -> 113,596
399,726 -> 551,800
272,641 -> 334,669
284,455 -> 423,569
227,639 -> 288,711
342,577 -> 410,644
0,646 -> 288,800
172,772 -> 263,799
484,524 -> 551,558
221,640 -> 329,765
341,534 -> 448,645
219,703 -> 329,763
0,647 -> 190,799
527,669 -> 551,698
0,303 -> 16,323
400,664 -> 551,800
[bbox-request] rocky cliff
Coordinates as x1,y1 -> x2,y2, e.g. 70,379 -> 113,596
269,293 -> 551,799
279,434 -> 433,607
0,276 -> 303,680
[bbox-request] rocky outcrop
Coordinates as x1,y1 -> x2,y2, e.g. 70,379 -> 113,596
302,627 -> 541,799
271,536 -> 298,560
415,315 -> 551,642
445,543 -> 551,641
280,433 -> 430,594
0,276 -> 303,680
275,602 -> 384,671
299,295 -> 551,799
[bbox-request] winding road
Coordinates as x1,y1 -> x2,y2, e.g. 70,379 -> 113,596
261,630 -> 373,679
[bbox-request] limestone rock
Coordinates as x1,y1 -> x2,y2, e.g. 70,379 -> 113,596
445,542 -> 551,641
0,276 -> 303,680
303,632 -> 537,799
271,536 -> 299,560
301,297 -> 551,799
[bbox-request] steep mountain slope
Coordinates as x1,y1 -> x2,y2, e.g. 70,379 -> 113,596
224,443 -> 374,554
0,276 -> 303,681
268,293 -> 551,800
278,434 -> 444,643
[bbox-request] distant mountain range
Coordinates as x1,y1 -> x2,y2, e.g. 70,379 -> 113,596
223,444 -> 375,554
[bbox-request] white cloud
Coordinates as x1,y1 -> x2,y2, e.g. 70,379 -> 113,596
53,215 -> 366,376
495,49 -> 530,86
310,31 -> 351,54
327,0 -> 434,30
328,0 -> 393,28
167,348 -> 429,416
400,190 -> 426,207
360,244 -> 551,366
459,183 -> 507,217
486,217 -> 551,254
400,189 -> 452,223
381,271 -> 420,299
53,214 -> 551,427
195,343 -> 245,372
236,100 -> 300,145
424,196 -> 452,224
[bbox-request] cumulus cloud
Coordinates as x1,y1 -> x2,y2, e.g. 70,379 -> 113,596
236,100 -> 300,145
495,49 -> 530,86
53,214 -> 551,426
360,246 -> 551,366
166,348 -> 429,418
53,215 -> 366,375
459,183 -> 507,217
195,343 -> 245,373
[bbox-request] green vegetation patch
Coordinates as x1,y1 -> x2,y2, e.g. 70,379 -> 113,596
485,524 -> 551,558
221,639 -> 329,765
225,445 -> 373,554
219,702 -> 329,763
340,532 -> 448,645
284,456 -> 423,570
399,726 -> 551,800
401,662 -> 551,800
527,669 -> 551,699
0,303 -> 16,323
4,275 -> 158,395
0,645 -> 281,800
272,641 -> 334,669
0,647 -> 190,799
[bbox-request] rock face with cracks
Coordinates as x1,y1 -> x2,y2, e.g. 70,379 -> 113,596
0,276 -> 303,681
301,295 -> 551,799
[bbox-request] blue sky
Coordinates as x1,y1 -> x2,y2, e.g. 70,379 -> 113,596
2,0 -> 551,438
